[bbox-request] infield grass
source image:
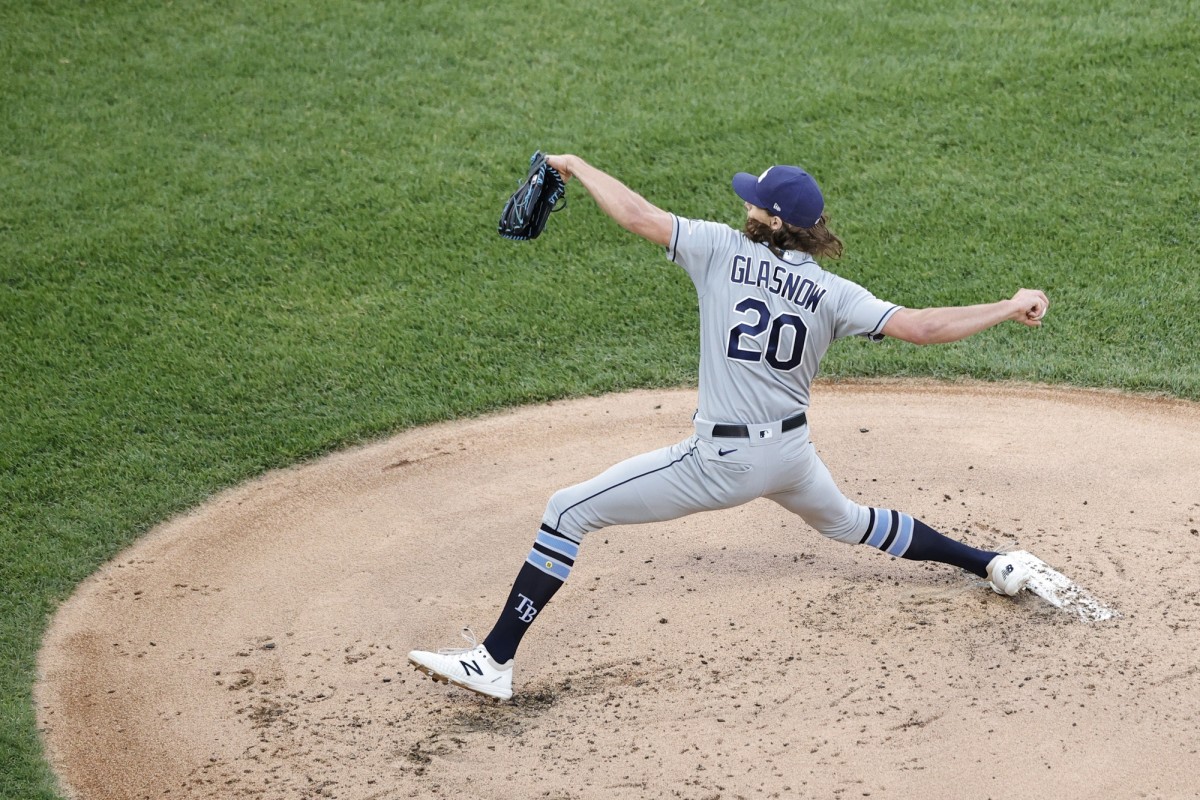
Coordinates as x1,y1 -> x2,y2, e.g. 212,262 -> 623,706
2,0 -> 1198,796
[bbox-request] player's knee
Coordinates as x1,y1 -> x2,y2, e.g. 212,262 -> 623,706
810,504 -> 870,545
817,522 -> 863,545
542,489 -> 592,541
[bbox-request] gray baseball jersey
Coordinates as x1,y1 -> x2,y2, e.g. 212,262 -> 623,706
666,215 -> 900,423
533,214 -> 911,571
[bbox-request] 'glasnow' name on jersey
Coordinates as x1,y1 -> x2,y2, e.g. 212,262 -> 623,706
730,255 -> 826,311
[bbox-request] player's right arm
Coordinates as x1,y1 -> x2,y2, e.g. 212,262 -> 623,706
545,154 -> 673,246
882,289 -> 1050,345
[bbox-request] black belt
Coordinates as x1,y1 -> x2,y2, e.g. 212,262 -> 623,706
711,412 -> 807,438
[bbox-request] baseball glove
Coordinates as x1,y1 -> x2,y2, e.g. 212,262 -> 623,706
498,150 -> 566,240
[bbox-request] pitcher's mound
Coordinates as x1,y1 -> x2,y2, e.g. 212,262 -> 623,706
36,381 -> 1200,799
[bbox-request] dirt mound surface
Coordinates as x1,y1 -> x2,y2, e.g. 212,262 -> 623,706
36,381 -> 1200,799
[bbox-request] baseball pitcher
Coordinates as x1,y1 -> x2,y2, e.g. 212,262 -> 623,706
409,157 -> 1050,700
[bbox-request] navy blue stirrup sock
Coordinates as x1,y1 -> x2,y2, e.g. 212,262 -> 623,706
482,562 -> 562,663
483,524 -> 577,663
902,518 -> 995,577
859,509 -> 995,577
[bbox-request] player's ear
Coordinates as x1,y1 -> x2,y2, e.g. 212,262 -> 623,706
769,216 -> 784,232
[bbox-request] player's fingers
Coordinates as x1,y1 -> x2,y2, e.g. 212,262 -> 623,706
1032,293 -> 1049,319
1017,289 -> 1049,321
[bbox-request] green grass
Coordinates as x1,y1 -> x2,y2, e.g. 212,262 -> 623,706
2,0 -> 1197,796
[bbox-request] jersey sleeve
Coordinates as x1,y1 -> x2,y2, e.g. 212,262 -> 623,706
831,275 -> 902,342
664,215 -> 741,286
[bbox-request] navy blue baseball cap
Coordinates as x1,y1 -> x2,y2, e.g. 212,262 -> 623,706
732,166 -> 824,228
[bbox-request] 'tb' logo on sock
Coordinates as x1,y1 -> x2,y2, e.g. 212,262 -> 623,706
514,594 -> 539,623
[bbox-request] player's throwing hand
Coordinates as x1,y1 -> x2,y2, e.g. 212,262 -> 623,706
1013,288 -> 1050,326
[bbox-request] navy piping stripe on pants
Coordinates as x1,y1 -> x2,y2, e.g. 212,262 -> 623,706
553,444 -> 700,532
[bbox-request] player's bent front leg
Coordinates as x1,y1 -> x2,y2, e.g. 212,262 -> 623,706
542,436 -> 756,539
486,437 -> 756,658
411,436 -> 758,700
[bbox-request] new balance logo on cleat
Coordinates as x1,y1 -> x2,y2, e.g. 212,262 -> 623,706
987,553 -> 1031,597
408,633 -> 515,701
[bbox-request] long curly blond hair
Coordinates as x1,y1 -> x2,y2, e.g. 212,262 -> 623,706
744,214 -> 844,260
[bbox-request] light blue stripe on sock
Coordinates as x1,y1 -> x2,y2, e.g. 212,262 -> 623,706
865,509 -> 891,549
535,530 -> 579,560
887,513 -> 914,557
526,550 -> 571,581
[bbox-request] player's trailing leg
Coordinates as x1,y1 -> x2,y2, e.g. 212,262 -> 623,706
858,509 -> 1030,595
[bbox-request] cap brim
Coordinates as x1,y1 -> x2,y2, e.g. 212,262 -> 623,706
731,172 -> 763,207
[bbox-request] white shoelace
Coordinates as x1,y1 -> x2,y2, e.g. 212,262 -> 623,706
436,627 -> 481,655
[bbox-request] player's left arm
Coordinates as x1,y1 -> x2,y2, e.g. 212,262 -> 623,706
883,288 -> 1049,345
545,154 -> 673,246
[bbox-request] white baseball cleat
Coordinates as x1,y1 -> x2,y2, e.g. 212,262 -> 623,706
408,629 -> 513,700
986,552 -> 1032,596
